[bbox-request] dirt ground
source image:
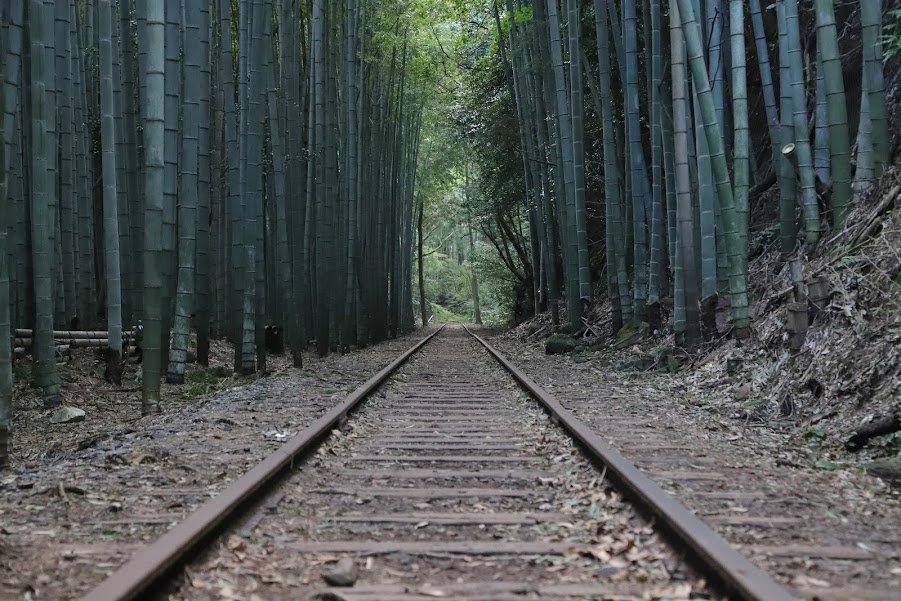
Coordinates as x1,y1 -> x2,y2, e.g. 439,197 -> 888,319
486,331 -> 901,600
0,330 -> 434,601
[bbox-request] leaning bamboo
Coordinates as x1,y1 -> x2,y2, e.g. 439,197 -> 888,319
675,0 -> 750,332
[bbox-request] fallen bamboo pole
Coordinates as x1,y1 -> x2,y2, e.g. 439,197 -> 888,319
14,329 -> 135,339
15,338 -> 135,348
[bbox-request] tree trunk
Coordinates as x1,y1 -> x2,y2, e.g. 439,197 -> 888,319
417,195 -> 428,327
468,218 -> 482,326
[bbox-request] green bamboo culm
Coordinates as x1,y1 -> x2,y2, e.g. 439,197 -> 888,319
195,0 -> 212,365
29,0 -> 61,408
783,0 -> 820,242
860,0 -> 887,177
675,0 -> 749,332
141,0 -> 166,415
647,0 -> 665,306
730,0 -> 749,255
99,0 -> 124,384
814,49 -> 831,185
853,74 -> 875,194
545,0 -> 581,328
693,62 -> 717,298
166,0 -> 202,385
567,0 -> 591,308
0,49 -> 13,466
623,0 -> 648,322
593,0 -> 630,332
814,0 -> 852,232
775,2 -> 798,254
670,0 -> 701,347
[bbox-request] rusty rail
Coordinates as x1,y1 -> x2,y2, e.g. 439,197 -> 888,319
462,324 -> 797,601
82,325 -> 445,601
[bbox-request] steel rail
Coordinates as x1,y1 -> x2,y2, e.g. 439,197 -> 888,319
83,325 -> 446,601
462,324 -> 797,601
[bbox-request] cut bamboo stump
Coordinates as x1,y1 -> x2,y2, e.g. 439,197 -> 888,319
807,277 -> 830,319
786,302 -> 809,351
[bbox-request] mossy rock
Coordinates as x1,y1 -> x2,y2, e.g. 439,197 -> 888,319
866,456 -> 901,485
613,321 -> 650,350
545,334 -> 577,355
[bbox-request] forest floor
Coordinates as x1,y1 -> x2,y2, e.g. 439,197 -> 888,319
0,329 -> 436,600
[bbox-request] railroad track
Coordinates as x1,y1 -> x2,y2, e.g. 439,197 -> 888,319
84,324 -> 794,601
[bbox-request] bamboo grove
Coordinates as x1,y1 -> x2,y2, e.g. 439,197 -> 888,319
481,0 -> 890,341
0,0 -> 429,465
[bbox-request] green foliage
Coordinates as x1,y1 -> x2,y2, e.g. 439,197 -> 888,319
885,7 -> 901,58
180,366 -> 230,398
182,384 -> 208,398
471,240 -> 520,326
185,367 -> 228,385
423,252 -> 472,316
430,302 -> 466,322
410,3 -> 532,328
